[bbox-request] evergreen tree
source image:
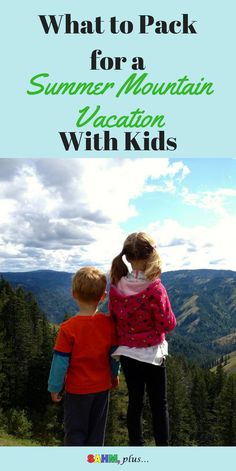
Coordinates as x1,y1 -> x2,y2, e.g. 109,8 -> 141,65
105,373 -> 129,446
216,375 -> 236,445
190,368 -> 210,444
167,357 -> 196,445
0,278 -> 55,410
0,276 -> 236,446
215,364 -> 225,396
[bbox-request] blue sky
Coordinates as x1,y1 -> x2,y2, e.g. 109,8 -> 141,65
0,158 -> 235,272
122,159 -> 236,231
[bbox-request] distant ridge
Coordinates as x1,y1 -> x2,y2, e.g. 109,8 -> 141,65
1,268 -> 236,364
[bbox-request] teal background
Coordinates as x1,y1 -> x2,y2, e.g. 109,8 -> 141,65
0,446 -> 235,470
0,1 -> 235,467
0,0 -> 235,157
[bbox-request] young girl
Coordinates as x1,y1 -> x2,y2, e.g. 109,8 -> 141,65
109,232 -> 176,446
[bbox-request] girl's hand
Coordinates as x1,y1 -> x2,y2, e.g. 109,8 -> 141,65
51,392 -> 62,402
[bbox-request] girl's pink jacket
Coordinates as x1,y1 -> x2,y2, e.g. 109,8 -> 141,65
109,279 -> 176,348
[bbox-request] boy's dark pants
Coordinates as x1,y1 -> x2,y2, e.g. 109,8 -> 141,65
64,390 -> 109,446
121,356 -> 169,446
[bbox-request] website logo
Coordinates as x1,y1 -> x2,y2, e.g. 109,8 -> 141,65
87,454 -> 149,465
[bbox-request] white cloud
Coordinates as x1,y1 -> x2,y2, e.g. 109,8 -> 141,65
181,187 -> 236,216
0,158 -> 189,271
75,159 -> 189,223
147,215 -> 236,271
0,159 -> 235,273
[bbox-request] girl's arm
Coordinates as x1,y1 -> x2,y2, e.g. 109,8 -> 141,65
153,283 -> 177,333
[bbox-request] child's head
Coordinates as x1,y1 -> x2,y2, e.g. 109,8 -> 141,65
72,267 -> 106,304
111,232 -> 162,284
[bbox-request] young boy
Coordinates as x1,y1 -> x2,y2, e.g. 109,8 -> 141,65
48,267 -> 119,446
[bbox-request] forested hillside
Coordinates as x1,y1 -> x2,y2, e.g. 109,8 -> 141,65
0,278 -> 63,445
0,270 -> 77,324
0,278 -> 236,446
106,359 -> 236,446
2,269 -> 236,363
162,269 -> 236,344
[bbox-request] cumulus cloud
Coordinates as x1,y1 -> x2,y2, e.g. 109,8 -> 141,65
147,215 -> 236,271
0,158 -> 190,271
181,187 -> 236,216
0,159 -> 23,182
0,158 -> 235,273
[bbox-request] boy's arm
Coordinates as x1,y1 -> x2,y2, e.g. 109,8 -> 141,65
110,348 -> 120,389
109,321 -> 121,388
48,324 -> 73,401
99,277 -> 120,386
48,351 -> 70,400
109,345 -> 121,377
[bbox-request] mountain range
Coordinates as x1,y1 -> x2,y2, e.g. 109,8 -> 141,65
1,269 -> 236,364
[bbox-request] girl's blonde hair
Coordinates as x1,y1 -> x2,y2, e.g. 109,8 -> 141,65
110,232 -> 161,284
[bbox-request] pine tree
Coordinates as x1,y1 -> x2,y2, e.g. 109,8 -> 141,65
167,357 -> 196,445
105,373 -> 129,446
0,278 -> 55,411
216,375 -> 236,445
215,364 -> 225,396
190,368 -> 210,445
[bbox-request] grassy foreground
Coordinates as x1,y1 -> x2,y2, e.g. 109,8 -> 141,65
0,432 -> 41,446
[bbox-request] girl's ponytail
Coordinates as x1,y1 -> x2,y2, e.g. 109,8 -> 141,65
110,232 -> 162,284
144,249 -> 162,281
110,252 -> 128,284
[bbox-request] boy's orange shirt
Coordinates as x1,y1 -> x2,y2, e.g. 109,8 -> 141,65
54,313 -> 116,394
